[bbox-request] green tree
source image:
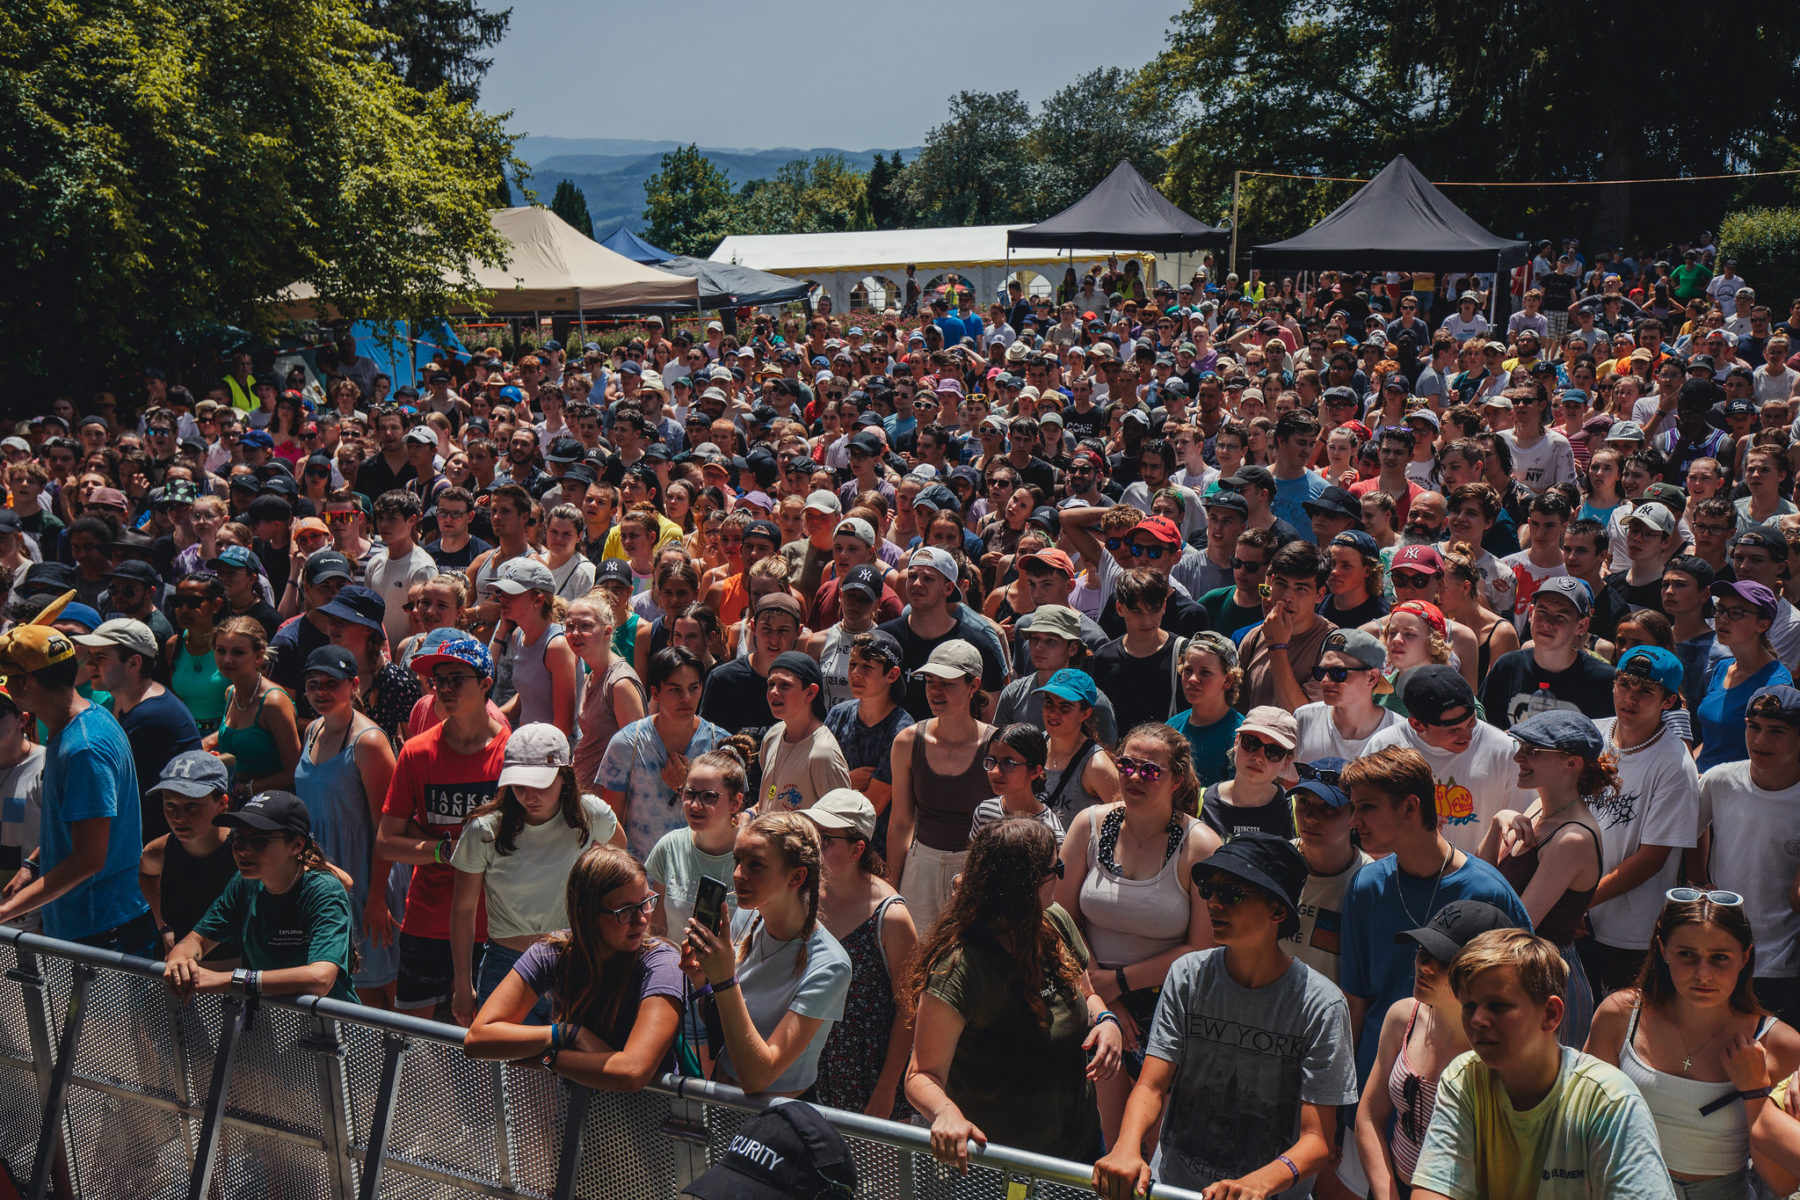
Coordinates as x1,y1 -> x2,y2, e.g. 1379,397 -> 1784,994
895,91 -> 1032,226
642,145 -> 740,257
740,156 -> 873,235
550,179 -> 594,237
1027,67 -> 1171,216
0,0 -> 513,387
363,0 -> 511,103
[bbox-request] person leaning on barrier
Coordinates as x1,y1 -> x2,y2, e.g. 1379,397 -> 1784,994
464,844 -> 684,1092
164,789 -> 359,1003
138,750 -> 240,966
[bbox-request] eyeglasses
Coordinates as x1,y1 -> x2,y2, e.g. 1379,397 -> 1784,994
599,894 -> 660,924
1715,605 -> 1761,623
1311,665 -> 1373,683
1114,756 -> 1164,782
1237,733 -> 1293,760
231,832 -> 281,852
429,672 -> 479,691
679,786 -> 725,807
982,755 -> 1030,774
1666,888 -> 1744,906
1043,858 -> 1065,881
1197,878 -> 1253,906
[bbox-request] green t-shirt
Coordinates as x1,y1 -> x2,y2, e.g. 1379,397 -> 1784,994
1669,263 -> 1712,302
925,902 -> 1100,1159
1200,585 -> 1263,639
193,869 -> 359,1003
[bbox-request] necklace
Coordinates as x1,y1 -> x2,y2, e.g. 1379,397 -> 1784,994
1397,844 -> 1455,929
1670,1010 -> 1735,1073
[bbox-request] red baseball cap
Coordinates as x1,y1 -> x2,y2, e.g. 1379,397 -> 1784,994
1134,516 -> 1183,546
1390,544 -> 1444,575
1025,548 -> 1076,577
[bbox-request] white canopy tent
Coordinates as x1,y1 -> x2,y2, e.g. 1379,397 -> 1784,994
709,225 -> 1131,314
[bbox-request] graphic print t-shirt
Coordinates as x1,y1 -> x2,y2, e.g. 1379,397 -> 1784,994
382,720 -> 508,940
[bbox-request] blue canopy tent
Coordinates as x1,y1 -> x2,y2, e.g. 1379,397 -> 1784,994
600,227 -> 677,264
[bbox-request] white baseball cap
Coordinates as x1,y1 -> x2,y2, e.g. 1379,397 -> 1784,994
498,723 -> 571,790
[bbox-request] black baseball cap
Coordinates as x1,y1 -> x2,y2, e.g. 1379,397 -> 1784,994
840,563 -> 883,600
596,558 -> 633,586
1400,664 -> 1477,724
215,789 -> 311,838
1222,465 -> 1276,492
304,645 -> 360,682
546,435 -> 585,464
1192,831 -> 1308,939
303,550 -> 353,584
682,1102 -> 857,1200
1303,485 -> 1361,521
1394,900 -> 1520,963
105,560 -> 161,586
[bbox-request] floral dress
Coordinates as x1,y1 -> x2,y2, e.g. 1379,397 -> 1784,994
814,895 -> 914,1120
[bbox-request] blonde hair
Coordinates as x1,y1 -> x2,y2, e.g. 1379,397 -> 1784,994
567,588 -> 618,636
735,812 -> 821,976
1450,929 -> 1567,1007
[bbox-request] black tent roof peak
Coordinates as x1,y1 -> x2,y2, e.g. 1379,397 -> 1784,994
1008,159 -> 1228,252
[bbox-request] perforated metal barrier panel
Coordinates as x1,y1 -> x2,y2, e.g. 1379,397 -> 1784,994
0,928 -> 1207,1200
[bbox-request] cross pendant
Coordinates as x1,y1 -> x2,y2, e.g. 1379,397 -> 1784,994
1682,1055 -> 1692,1071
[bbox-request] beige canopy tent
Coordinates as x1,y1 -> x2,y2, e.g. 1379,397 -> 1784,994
285,206 -> 699,315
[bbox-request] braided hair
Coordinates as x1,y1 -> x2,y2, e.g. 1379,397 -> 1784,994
735,811 -> 822,977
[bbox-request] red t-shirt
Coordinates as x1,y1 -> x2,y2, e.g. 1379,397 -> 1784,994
1350,476 -> 1424,527
382,719 -> 510,940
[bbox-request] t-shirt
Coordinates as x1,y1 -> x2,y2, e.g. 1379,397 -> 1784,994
1362,721 -> 1534,855
969,797 -> 1066,843
1271,470 -> 1329,543
1294,702 -> 1403,762
1478,650 -> 1617,732
1199,784 -> 1296,841
1411,1048 -> 1674,1200
878,614 -> 1011,720
697,658 -> 774,733
450,793 -> 619,940
1168,708 -> 1243,788
1586,719 -> 1698,949
757,722 -> 851,813
1697,657 -> 1793,772
382,720 -> 508,941
1340,852 -> 1530,1078
1698,761 -> 1800,977
923,903 -> 1102,1158
645,830 -> 739,935
363,543 -> 438,651
821,701 -> 913,789
0,746 -> 46,932
116,690 -> 203,843
193,869 -> 358,1002
1238,618 -> 1336,711
718,910 -> 852,1094
994,675 -> 1119,746
1091,635 -> 1183,732
1146,949 -> 1359,1195
425,536 -> 492,572
1284,845 -> 1372,983
1199,586 -> 1263,638
1501,429 -> 1577,494
39,703 -> 147,941
512,937 -> 684,1063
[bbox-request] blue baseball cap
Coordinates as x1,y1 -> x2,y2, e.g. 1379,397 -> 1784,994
240,429 -> 274,450
1510,710 -> 1605,759
1289,757 -> 1350,808
1616,645 -> 1683,694
409,634 -> 493,681
1035,668 -> 1097,707
57,602 -> 102,632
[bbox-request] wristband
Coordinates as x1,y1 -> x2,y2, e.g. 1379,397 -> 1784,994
158,923 -> 174,936
1702,1086 -> 1773,1116
1115,966 -> 1130,997
706,976 -> 739,997
1268,643 -> 1289,651
1093,1010 -> 1121,1030
20,859 -> 38,876
1277,1154 -> 1300,1185
434,838 -> 452,865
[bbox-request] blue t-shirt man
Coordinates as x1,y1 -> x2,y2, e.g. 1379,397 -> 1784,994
1272,470 -> 1329,543
40,702 -> 147,943
1339,852 -> 1530,1079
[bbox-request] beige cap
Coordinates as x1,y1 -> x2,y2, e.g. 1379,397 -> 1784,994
803,789 -> 877,840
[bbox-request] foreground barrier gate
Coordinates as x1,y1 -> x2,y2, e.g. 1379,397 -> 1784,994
0,928 -> 1206,1199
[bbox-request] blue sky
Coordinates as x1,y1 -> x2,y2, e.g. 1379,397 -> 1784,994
481,0 -> 1185,149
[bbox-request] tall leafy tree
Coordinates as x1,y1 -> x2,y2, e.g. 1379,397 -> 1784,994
550,179 -> 594,237
363,0 -> 511,103
895,91 -> 1032,226
642,145 -> 740,258
740,157 -> 873,235
1028,67 -> 1171,216
0,0 -> 512,386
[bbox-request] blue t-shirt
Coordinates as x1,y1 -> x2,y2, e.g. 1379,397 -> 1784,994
1697,656 -> 1793,772
934,315 -> 969,347
115,689 -> 203,839
1339,852 -> 1530,1080
40,702 -> 147,940
1168,708 -> 1243,789
1271,471 -> 1328,543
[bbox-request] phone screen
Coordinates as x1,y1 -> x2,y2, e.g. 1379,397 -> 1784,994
691,876 -> 728,936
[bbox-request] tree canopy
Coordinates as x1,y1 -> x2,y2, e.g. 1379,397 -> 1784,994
363,0 -> 512,103
551,180 -> 595,238
892,91 -> 1033,227
642,145 -> 741,258
738,156 -> 872,236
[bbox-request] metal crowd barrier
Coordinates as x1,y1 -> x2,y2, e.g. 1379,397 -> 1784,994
0,927 -> 1207,1199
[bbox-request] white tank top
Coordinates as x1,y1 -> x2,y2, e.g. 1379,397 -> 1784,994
818,625 -> 855,709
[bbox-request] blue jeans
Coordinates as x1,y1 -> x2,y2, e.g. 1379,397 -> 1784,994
476,941 -> 551,1025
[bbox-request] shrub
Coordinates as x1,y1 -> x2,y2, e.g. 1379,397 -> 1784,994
1718,208 -> 1800,311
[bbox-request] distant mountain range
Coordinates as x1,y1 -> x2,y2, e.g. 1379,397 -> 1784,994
516,137 -> 920,239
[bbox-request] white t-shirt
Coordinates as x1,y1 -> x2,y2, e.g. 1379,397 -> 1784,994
1697,761 -> 1800,976
1587,719 -> 1699,948
1294,702 -> 1403,762
363,543 -> 438,652
645,828 -> 739,936
1501,428 -> 1577,494
450,792 -> 619,940
1363,721 -> 1535,855
0,746 -> 47,934
1439,312 -> 1491,341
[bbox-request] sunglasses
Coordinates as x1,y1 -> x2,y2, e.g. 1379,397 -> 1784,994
1236,733 -> 1292,760
1125,543 -> 1168,560
1311,665 -> 1373,683
1197,878 -> 1255,906
1043,858 -> 1065,881
1229,557 -> 1266,572
1667,887 -> 1744,906
679,786 -> 726,807
326,512 -> 359,525
1114,756 -> 1164,782
231,832 -> 282,852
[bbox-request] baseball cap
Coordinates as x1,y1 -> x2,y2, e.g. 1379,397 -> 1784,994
1026,604 -> 1084,644
215,789 -> 310,838
1204,491 -> 1249,517
1394,900 -> 1520,964
914,639 -> 983,680
318,585 -> 385,632
1222,465 -> 1275,492
834,517 -> 876,547
1606,421 -> 1645,443
149,750 -> 231,799
1751,685 -> 1800,724
853,628 -> 904,669
1734,526 -> 1788,557
1192,831 -> 1308,939
682,1101 -> 857,1200
1621,502 -> 1675,536
594,559 -> 633,588
803,490 -> 842,515
1400,664 -> 1477,724
1289,757 -> 1350,808
1024,548 -> 1076,578
1320,627 -> 1386,671
1304,487 -> 1361,521
409,634 -> 494,680
106,559 -> 161,586
755,592 -> 804,623
1390,544 -> 1444,575
498,723 -> 573,790
208,545 -> 258,572
304,550 -> 353,584
73,618 -> 159,661
1331,530 -> 1380,559
1533,575 -> 1592,617
743,519 -> 782,547
1133,516 -> 1182,546
803,789 -> 878,841
1510,710 -> 1605,759
488,558 -> 556,596
303,645 -> 360,682
1035,666 -> 1098,706
1617,645 -> 1683,694
1238,706 -> 1298,753
908,547 -> 959,585
840,563 -> 883,600
1712,578 -> 1778,619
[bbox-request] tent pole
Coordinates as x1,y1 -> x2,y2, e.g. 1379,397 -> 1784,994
1229,170 -> 1242,280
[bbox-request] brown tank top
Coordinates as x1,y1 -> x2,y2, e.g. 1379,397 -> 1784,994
1496,819 -> 1601,945
910,719 -> 993,851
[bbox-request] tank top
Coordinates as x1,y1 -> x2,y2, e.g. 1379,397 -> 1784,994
572,657 -> 644,790
818,625 -> 857,709
217,685 -> 283,783
610,612 -> 642,665
1042,740 -> 1105,828
1619,1004 -> 1771,1177
294,718 -> 401,987
161,837 -> 241,962
169,636 -> 229,733
909,719 -> 992,851
1078,806 -> 1191,967
1495,818 -> 1600,945
1385,1002 -> 1441,1183
815,894 -> 914,1121
508,622 -> 567,728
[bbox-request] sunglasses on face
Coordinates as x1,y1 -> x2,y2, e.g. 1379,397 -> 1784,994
1197,878 -> 1255,906
1237,733 -> 1292,760
1043,858 -> 1065,881
231,832 -> 283,852
1311,665 -> 1373,683
1114,756 -> 1164,782
1229,557 -> 1265,572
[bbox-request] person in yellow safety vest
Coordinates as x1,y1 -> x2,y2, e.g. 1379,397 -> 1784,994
222,351 -> 258,414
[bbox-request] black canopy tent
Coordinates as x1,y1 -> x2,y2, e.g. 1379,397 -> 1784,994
1008,159 -> 1230,251
1250,155 -> 1528,272
653,256 -> 815,310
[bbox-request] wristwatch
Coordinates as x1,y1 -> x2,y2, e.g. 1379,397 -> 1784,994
540,1044 -> 561,1070
231,968 -> 251,990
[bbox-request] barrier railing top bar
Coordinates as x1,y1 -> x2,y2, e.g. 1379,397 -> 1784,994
1,924 -> 1211,1200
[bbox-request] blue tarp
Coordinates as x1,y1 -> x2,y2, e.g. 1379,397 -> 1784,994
350,321 -> 471,388
600,227 -> 677,264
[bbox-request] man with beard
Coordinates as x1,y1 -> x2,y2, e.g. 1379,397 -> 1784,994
1399,491 -> 1447,546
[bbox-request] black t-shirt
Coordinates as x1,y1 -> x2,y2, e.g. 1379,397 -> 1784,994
1098,590 -> 1212,640
1477,648 -> 1617,731
1199,783 -> 1299,842
1091,635 -> 1182,733
879,612 -> 1010,720
254,537 -> 291,600
1062,404 -> 1106,444
1323,593 -> 1389,628
357,453 -> 417,501
1603,571 -> 1666,615
426,536 -> 492,571
698,659 -> 773,734
233,599 -> 284,643
1012,454 -> 1058,496
119,690 -> 204,841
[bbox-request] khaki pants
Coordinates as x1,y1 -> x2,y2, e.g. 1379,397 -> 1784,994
900,842 -> 968,938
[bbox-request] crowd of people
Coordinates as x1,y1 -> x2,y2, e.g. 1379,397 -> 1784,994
8,237 -> 1800,1197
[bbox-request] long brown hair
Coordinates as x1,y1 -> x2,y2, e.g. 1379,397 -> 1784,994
906,819 -> 1082,1026
464,765 -> 590,857
1634,895 -> 1763,1015
544,846 -> 665,1034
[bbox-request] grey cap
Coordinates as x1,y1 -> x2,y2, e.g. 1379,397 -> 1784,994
1510,710 -> 1605,759
487,558 -> 556,595
150,750 -> 231,799
1320,627 -> 1386,670
914,639 -> 983,680
73,617 -> 159,660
